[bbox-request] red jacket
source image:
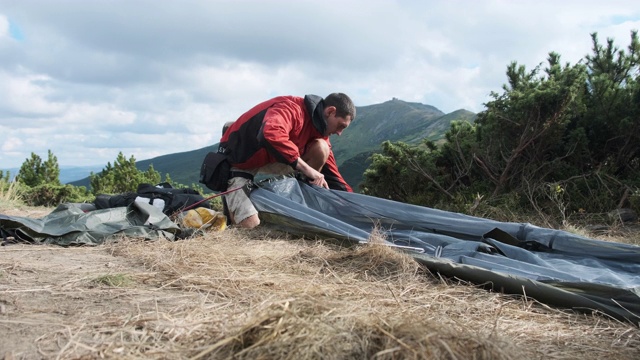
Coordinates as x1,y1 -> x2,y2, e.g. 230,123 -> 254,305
219,95 -> 352,192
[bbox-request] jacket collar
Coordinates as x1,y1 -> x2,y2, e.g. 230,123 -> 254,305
304,94 -> 326,136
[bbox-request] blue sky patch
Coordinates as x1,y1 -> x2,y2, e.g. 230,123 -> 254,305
9,19 -> 24,41
611,14 -> 640,25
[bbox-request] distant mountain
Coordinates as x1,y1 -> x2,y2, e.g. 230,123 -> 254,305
70,99 -> 476,191
1,166 -> 103,184
0,168 -> 18,181
330,98 -> 445,165
59,166 -> 104,184
330,99 -> 476,188
398,108 -> 476,144
69,145 -> 218,189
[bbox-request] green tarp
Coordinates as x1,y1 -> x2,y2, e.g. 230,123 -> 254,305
0,201 -> 180,246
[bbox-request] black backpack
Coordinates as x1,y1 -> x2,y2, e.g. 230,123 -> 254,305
94,183 -> 210,215
199,150 -> 231,192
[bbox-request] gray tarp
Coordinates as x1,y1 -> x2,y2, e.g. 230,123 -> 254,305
249,177 -> 640,324
0,201 -> 180,246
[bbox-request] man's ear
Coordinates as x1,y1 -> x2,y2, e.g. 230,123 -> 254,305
324,106 -> 337,117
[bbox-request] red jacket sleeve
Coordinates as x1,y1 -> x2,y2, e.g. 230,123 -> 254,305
260,100 -> 306,166
321,149 -> 353,192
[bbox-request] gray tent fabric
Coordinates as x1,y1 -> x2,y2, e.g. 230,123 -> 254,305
0,201 -> 180,246
249,177 -> 640,324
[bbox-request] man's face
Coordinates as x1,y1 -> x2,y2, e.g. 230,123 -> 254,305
324,107 -> 352,136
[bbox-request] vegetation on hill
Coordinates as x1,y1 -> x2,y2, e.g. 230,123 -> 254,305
331,102 -> 475,188
1,150 -> 213,207
362,31 -> 640,227
68,145 -> 218,189
4,150 -> 93,207
330,98 -> 444,164
89,152 -> 163,194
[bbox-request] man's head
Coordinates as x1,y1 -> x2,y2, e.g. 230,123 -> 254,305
323,93 -> 356,137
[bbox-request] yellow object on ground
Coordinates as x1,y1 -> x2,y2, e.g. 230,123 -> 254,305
179,207 -> 227,231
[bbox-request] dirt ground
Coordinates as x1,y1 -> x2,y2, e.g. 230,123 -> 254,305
1,245 -> 162,358
0,206 -> 195,359
1,206 -> 639,359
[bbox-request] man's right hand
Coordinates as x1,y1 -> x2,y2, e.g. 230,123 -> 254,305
308,171 -> 328,189
295,158 -> 328,189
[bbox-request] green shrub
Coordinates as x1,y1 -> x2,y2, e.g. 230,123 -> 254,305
22,184 -> 94,207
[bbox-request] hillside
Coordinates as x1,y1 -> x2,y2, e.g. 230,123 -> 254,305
70,144 -> 218,189
70,99 -> 476,190
136,145 -> 218,187
330,98 -> 445,165
398,108 -> 476,144
331,102 -> 476,189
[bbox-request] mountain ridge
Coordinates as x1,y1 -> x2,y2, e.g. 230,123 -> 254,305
66,99 -> 476,190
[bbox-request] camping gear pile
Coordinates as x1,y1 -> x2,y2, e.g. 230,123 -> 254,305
0,183 -> 225,246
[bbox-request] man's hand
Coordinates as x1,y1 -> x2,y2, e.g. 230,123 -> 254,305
308,171 -> 328,188
295,158 -> 328,189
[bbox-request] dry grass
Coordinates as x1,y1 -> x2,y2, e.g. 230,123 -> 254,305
0,180 -> 22,209
1,200 -> 639,359
0,182 -> 52,219
1,226 -> 634,359
562,223 -> 640,246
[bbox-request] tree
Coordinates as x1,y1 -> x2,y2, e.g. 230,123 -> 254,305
362,140 -> 453,205
436,120 -> 481,193
0,170 -> 11,183
362,141 -> 416,203
362,121 -> 484,209
16,150 -> 61,187
473,54 -> 587,197
582,31 -> 640,178
17,153 -> 43,187
362,31 -> 640,220
90,152 -> 161,194
43,150 -> 61,185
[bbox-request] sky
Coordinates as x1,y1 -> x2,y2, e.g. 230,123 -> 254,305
1,0 -> 639,170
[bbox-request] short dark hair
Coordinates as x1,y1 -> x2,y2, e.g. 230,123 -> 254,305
325,93 -> 356,120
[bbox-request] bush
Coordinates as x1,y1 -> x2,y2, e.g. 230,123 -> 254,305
22,184 -> 94,207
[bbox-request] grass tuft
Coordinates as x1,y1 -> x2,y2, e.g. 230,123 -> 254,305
92,273 -> 133,287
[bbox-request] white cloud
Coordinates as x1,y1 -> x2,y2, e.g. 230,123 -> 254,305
0,71 -> 67,119
0,14 -> 8,38
0,133 -> 23,152
0,0 -> 638,169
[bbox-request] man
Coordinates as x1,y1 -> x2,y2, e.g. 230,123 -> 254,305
219,93 -> 355,228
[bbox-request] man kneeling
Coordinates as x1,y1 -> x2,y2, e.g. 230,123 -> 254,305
218,93 -> 355,228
